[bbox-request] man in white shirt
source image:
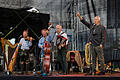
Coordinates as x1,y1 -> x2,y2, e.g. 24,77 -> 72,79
19,30 -> 33,74
56,25 -> 68,74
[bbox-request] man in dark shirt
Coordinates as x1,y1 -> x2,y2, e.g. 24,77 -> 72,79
77,12 -> 106,75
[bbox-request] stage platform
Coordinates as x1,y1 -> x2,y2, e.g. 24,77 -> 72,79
0,72 -> 120,80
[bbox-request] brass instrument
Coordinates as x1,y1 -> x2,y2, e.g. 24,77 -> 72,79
85,42 -> 99,71
85,42 -> 92,66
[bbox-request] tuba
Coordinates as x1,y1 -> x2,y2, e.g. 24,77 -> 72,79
85,42 -> 92,66
85,42 -> 99,71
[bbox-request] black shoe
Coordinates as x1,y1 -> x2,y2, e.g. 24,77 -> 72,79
88,71 -> 92,75
42,73 -> 47,76
62,71 -> 67,75
21,71 -> 24,74
97,72 -> 105,75
62,72 -> 67,75
60,72 -> 64,75
25,71 -> 29,75
88,71 -> 96,75
94,71 -> 96,75
58,72 -> 66,75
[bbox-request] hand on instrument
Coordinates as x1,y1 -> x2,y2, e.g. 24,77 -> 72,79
19,43 -> 22,46
25,36 -> 34,41
100,44 -> 103,48
76,12 -> 83,20
29,37 -> 33,42
89,42 -> 92,44
61,43 -> 65,47
41,45 -> 43,48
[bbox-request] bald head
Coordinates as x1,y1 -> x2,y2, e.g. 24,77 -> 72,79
94,16 -> 100,25
56,25 -> 62,33
95,16 -> 100,20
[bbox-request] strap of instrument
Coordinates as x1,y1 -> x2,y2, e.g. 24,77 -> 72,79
44,36 -> 47,42
60,32 -> 65,35
57,32 -> 65,41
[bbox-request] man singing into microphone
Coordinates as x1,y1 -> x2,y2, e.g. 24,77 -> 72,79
77,12 -> 106,75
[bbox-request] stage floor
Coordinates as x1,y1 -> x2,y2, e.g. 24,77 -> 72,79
0,72 -> 120,80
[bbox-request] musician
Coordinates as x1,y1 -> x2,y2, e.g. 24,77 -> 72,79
38,29 -> 52,73
77,12 -> 106,75
56,25 -> 68,75
19,30 -> 33,74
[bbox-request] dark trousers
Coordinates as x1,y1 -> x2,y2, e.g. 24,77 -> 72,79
90,44 -> 104,72
57,47 -> 67,74
20,50 -> 30,72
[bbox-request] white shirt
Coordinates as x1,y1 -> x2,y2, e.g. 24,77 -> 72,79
19,38 -> 32,50
56,31 -> 68,45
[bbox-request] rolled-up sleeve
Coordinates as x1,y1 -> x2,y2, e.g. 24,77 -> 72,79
19,38 -> 23,44
28,41 -> 32,47
38,39 -> 43,48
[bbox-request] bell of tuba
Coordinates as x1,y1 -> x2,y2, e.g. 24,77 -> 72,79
85,42 -> 99,71
85,42 -> 92,66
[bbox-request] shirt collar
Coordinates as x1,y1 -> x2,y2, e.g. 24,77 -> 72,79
58,31 -> 63,35
96,24 -> 101,27
60,31 -> 63,34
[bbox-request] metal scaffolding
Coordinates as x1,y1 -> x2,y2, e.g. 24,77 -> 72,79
0,0 -> 107,51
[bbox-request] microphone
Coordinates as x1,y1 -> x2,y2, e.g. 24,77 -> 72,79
93,23 -> 96,26
18,35 -> 22,39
